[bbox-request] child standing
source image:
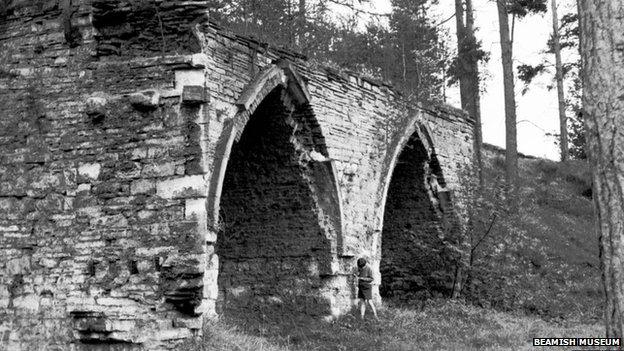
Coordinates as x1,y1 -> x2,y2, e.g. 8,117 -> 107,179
356,258 -> 378,320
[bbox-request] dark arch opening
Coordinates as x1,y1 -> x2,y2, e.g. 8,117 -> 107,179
380,132 -> 458,301
216,87 -> 333,319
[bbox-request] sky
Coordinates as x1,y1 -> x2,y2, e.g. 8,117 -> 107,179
335,0 -> 578,160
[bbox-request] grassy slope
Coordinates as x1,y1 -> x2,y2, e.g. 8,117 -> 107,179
190,147 -> 604,350
478,145 -> 602,321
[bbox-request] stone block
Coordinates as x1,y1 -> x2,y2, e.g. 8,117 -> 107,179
185,198 -> 208,235
173,316 -> 202,329
30,172 -> 63,192
130,179 -> 156,195
7,256 -> 31,275
77,163 -> 101,182
38,257 -> 58,268
204,229 -> 217,243
182,85 -> 207,104
66,296 -> 97,310
128,90 -> 160,111
85,96 -> 107,121
196,299 -> 216,317
130,148 -> 148,160
141,163 -> 176,178
13,294 -> 39,313
71,311 -> 107,332
0,285 -> 9,309
76,183 -> 91,193
96,297 -> 140,307
91,214 -> 128,228
53,56 -> 67,66
190,53 -> 209,68
175,69 -> 205,87
137,260 -> 151,273
158,328 -> 192,341
156,175 -> 207,199
108,320 -> 135,332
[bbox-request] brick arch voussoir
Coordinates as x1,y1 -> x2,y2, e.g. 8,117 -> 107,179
207,61 -> 344,254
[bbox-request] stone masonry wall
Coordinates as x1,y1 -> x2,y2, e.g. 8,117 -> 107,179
0,2 -> 474,349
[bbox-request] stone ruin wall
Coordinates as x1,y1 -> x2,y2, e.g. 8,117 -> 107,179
0,1 -> 474,349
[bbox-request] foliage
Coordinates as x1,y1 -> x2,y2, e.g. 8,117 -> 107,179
507,0 -> 548,18
517,63 -> 546,89
547,13 -> 579,53
568,111 -> 586,160
446,31 -> 490,87
0,0 -> 7,17
384,0 -> 447,100
210,0 -> 448,102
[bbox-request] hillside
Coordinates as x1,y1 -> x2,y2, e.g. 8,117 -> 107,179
473,144 -> 600,321
189,146 -> 603,350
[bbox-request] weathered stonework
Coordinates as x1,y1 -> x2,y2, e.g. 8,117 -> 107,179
0,1 -> 474,349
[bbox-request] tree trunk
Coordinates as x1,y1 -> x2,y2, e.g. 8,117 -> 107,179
465,0 -> 483,186
455,0 -> 470,109
551,0 -> 568,162
578,0 -> 624,338
496,0 -> 518,195
455,0 -> 484,186
298,0 -> 306,48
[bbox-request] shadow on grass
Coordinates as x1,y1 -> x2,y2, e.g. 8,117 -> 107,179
217,303 -> 387,351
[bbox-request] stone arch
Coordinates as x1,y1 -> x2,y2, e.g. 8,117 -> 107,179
377,119 -> 459,300
377,121 -> 440,227
207,61 -> 344,318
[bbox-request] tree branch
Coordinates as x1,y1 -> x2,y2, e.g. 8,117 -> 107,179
471,214 -> 497,253
435,13 -> 457,28
325,0 -> 391,17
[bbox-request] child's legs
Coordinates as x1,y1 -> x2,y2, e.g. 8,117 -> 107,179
366,299 -> 377,317
359,298 -> 366,317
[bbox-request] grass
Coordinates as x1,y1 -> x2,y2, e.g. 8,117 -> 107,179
190,300 -> 604,351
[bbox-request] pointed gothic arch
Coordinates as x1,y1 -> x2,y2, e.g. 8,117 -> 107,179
377,118 -> 460,300
207,61 -> 344,317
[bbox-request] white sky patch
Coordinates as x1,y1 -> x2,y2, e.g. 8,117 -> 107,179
330,0 -> 578,160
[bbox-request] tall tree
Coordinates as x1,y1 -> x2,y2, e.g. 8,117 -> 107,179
298,0 -> 306,46
495,0 -> 547,196
454,0 -> 484,184
578,0 -> 624,338
496,0 -> 518,192
389,0 -> 445,99
550,0 -> 568,161
517,11 -> 584,159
